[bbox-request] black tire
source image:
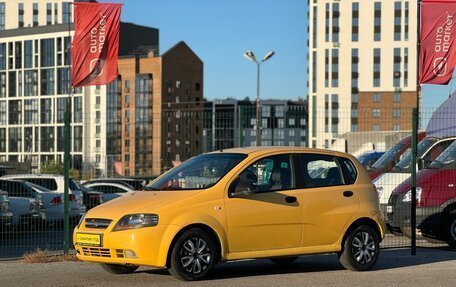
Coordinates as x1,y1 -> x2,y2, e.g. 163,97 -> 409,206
269,257 -> 298,264
100,263 -> 139,274
339,225 -> 380,271
168,228 -> 217,281
445,213 -> 456,249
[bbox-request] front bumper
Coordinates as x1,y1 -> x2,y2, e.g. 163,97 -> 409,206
74,224 -> 180,268
386,202 -> 443,236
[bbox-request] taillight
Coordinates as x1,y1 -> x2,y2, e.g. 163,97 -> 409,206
50,196 -> 63,205
69,194 -> 77,202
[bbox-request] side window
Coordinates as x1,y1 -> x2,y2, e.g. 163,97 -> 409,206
299,154 -> 344,188
237,154 -> 295,193
337,157 -> 357,185
423,140 -> 455,165
112,186 -> 128,193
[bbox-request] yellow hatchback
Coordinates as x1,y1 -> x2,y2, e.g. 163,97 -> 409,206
74,147 -> 385,280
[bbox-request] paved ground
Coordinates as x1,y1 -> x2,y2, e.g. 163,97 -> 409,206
0,248 -> 455,287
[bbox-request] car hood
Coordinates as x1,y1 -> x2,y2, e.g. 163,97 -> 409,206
393,169 -> 456,195
85,190 -> 197,220
373,172 -> 411,204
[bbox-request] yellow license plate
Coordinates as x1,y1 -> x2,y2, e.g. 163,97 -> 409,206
76,233 -> 102,246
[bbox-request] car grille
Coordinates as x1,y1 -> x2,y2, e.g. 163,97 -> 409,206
81,247 -> 111,258
85,218 -> 112,229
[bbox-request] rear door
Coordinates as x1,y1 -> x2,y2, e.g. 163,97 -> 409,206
297,153 -> 360,247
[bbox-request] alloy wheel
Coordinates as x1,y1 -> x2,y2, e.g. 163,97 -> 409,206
351,231 -> 376,264
179,236 -> 212,274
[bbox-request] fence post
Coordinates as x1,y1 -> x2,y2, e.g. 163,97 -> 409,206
63,110 -> 71,254
411,108 -> 418,256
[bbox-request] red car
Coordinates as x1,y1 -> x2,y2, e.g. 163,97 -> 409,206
386,141 -> 456,248
367,132 -> 426,180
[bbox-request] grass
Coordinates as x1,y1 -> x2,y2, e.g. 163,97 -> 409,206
21,249 -> 79,263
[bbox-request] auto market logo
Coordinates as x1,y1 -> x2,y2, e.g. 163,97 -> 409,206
88,13 -> 107,78
433,12 -> 454,77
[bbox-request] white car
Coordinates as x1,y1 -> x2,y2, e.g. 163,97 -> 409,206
1,174 -> 86,221
82,182 -> 134,202
0,179 -> 45,227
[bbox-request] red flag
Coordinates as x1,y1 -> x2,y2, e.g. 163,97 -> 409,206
72,3 -> 121,87
419,1 -> 456,84
113,161 -> 124,176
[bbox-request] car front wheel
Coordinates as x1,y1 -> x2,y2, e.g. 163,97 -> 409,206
445,212 -> 456,248
339,225 -> 380,271
168,228 -> 217,281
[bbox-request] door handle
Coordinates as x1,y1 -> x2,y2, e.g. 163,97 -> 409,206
285,196 -> 297,203
343,191 -> 353,197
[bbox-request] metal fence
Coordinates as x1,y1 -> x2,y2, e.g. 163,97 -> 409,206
1,103 -> 455,259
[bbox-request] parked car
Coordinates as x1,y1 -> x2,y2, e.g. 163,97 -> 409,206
0,180 -> 45,229
82,178 -> 150,190
81,182 -> 133,202
0,190 -> 13,230
1,174 -> 86,222
386,140 -> 456,248
77,183 -> 103,210
74,147 -> 385,280
357,151 -> 385,169
367,133 -> 426,180
374,136 -> 456,214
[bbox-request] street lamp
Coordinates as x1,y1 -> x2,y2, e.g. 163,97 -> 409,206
243,50 -> 275,146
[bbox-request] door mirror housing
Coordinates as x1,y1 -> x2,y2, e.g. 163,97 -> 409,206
417,158 -> 424,170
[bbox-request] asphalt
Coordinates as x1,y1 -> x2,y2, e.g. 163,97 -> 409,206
0,248 -> 455,287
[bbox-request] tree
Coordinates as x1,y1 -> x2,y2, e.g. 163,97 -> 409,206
40,160 -> 81,180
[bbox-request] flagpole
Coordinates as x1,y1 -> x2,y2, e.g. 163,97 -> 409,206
63,2 -> 73,255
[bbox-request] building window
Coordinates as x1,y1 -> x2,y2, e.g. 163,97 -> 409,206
373,48 -> 381,87
18,3 -> 24,28
40,39 -> 55,67
352,2 -> 359,42
393,109 -> 401,118
373,124 -> 380,132
374,2 -> 381,41
404,48 -> 409,87
331,94 -> 339,136
393,48 -> 401,87
24,99 -> 38,124
62,2 -> 72,24
325,49 -> 329,87
0,43 -> 5,70
394,2 -> 402,41
332,3 -> 339,43
24,40 -> 33,68
373,109 -> 381,118
9,100 -> 21,125
47,3 -> 52,25
325,3 -> 330,42
373,93 -> 381,103
9,128 -> 21,152
0,3 -> 5,30
393,93 -> 401,103
331,49 -> 339,87
57,68 -> 70,94
33,3 -> 39,27
393,124 -> 401,131
15,42 -> 22,69
54,3 -> 58,24
405,1 -> 409,40
312,52 -> 317,93
312,6 -> 317,48
41,69 -> 55,95
40,98 -> 52,124
24,70 -> 38,97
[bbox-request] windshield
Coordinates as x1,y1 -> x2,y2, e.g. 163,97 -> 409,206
371,143 -> 406,169
393,139 -> 436,172
146,153 -> 247,190
428,141 -> 456,170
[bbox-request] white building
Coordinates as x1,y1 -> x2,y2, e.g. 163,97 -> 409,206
308,0 -> 418,149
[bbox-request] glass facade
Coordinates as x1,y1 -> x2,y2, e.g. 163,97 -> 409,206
135,74 -> 153,170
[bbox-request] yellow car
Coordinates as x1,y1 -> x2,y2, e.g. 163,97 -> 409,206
74,147 -> 385,281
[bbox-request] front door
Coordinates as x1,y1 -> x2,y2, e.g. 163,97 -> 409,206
225,154 -> 303,253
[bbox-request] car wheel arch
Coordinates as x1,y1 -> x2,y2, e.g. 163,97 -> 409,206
165,223 -> 224,268
341,217 -> 382,249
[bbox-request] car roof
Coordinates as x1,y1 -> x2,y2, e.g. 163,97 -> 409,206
1,174 -> 66,179
207,146 -> 352,158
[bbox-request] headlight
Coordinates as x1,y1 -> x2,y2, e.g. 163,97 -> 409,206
77,213 -> 87,228
376,186 -> 383,198
113,214 -> 159,231
402,187 -> 422,202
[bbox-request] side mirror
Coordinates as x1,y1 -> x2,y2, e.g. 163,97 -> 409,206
417,158 -> 424,170
229,176 -> 256,198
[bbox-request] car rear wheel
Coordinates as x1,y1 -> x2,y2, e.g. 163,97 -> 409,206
100,263 -> 139,274
445,213 -> 456,249
269,257 -> 298,264
168,228 -> 217,281
339,225 -> 380,271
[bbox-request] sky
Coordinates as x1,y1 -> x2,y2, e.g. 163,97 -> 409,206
119,0 -> 307,101
118,0 -> 452,109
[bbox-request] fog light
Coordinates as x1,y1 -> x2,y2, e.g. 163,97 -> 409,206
125,250 -> 137,258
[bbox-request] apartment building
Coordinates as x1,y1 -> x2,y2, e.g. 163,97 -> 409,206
308,0 -> 418,149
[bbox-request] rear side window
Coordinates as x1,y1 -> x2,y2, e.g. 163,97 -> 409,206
0,181 -> 33,197
298,154 -> 344,188
24,178 -> 58,190
337,157 -> 358,185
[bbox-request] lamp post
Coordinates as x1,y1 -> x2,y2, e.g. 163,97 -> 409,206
244,50 -> 275,146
